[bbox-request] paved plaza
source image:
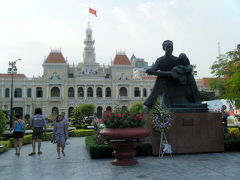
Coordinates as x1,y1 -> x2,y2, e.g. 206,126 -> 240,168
0,137 -> 240,180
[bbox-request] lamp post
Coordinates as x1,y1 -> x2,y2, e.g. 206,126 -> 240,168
8,58 -> 21,128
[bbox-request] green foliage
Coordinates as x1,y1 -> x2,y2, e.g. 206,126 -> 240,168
0,140 -> 10,154
68,129 -> 95,137
199,90 -> 218,101
80,104 -> 95,117
210,46 -> 240,107
71,105 -> 84,125
0,110 -> 7,134
85,135 -> 152,159
129,102 -> 144,114
71,104 -> 95,125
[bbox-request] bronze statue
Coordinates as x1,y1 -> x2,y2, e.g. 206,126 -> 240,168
144,40 -> 207,112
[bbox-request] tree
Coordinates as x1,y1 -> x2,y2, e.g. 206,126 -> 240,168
80,104 -> 95,117
129,102 -> 144,114
71,104 -> 95,125
0,109 -> 7,134
71,105 -> 83,125
210,45 -> 240,107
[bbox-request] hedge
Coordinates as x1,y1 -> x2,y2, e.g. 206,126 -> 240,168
68,129 -> 95,137
85,135 -> 152,159
0,140 -> 10,154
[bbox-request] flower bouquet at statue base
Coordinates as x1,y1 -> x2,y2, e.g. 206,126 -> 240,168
150,98 -> 173,157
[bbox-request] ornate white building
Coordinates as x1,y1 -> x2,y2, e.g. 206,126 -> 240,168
0,24 -> 155,120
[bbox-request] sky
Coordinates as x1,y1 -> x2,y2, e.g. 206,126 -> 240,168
0,0 -> 239,78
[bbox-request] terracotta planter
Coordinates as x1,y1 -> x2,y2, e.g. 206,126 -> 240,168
100,128 -> 150,166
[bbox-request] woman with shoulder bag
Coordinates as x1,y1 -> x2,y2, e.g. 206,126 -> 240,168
12,114 -> 25,155
52,115 -> 68,159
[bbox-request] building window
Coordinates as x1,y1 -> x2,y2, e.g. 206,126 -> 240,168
68,87 -> 74,97
106,87 -> 111,97
97,106 -> 103,118
36,87 -> 43,98
134,87 -> 141,97
52,107 -> 59,116
51,87 -> 60,97
27,88 -> 32,98
106,106 -> 112,112
87,87 -> 93,97
5,88 -> 10,98
143,88 -> 147,97
78,87 -> 84,97
14,88 -> 22,98
96,87 -> 102,97
119,87 -> 127,96
68,73 -> 74,78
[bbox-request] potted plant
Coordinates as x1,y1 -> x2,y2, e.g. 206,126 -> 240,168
100,106 -> 150,166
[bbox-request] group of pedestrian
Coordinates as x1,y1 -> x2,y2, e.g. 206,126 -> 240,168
11,109 -> 68,159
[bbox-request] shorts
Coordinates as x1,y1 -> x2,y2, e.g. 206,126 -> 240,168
32,127 -> 44,140
13,131 -> 24,138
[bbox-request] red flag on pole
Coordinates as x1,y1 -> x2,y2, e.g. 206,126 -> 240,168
89,7 -> 97,17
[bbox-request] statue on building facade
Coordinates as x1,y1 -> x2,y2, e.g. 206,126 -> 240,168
144,40 -> 207,112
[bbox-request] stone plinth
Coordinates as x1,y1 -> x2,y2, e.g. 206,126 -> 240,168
145,112 -> 224,155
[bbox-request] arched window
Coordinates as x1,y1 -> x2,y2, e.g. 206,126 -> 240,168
106,87 -> 111,97
14,88 -> 22,98
143,88 -> 147,97
119,87 -> 127,96
96,87 -> 102,97
5,88 -> 10,98
87,87 -> 93,97
97,106 -> 103,118
13,107 -> 23,118
51,87 -> 60,97
68,107 -> 74,118
78,87 -> 84,97
106,106 -> 112,112
52,107 -> 59,116
68,87 -> 74,97
122,106 -> 128,111
134,87 -> 141,97
36,87 -> 43,98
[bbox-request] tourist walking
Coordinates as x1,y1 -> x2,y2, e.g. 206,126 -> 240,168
12,114 -> 25,155
29,108 -> 47,156
52,115 -> 68,159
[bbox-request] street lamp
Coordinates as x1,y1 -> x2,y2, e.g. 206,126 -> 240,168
8,58 -> 21,128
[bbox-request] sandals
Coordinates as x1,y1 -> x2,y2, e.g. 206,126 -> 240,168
28,152 -> 36,156
37,151 -> 43,155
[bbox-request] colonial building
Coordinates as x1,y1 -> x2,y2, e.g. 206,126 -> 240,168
0,24 -> 155,120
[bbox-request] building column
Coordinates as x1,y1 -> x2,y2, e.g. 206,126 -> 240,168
1,87 -> 4,98
46,85 -> 49,99
129,86 -> 132,98
84,86 -> 87,99
103,86 -> 106,99
93,85 -> 96,99
116,86 -> 118,99
75,86 -> 78,100
61,86 -> 64,99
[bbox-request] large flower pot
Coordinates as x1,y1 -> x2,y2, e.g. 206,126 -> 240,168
100,128 -> 150,166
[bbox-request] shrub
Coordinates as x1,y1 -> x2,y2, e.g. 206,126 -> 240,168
0,110 -> 7,134
68,129 -> 95,137
129,102 -> 144,114
0,140 -> 10,154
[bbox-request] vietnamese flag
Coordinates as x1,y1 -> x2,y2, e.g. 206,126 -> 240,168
89,7 -> 97,17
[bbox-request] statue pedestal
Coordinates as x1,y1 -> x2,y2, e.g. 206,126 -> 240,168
145,112 -> 224,155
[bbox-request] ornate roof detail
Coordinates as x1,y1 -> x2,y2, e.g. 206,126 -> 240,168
113,54 -> 131,65
45,50 -> 66,63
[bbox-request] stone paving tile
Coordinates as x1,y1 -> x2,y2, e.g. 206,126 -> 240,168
0,137 -> 240,180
